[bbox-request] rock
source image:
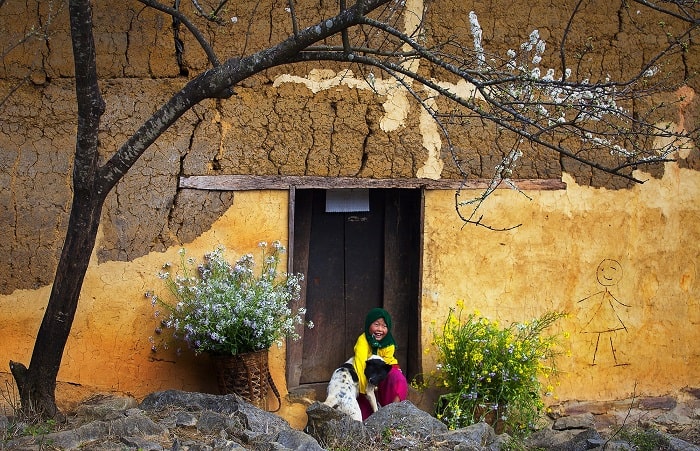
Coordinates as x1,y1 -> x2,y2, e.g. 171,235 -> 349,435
587,438 -> 636,450
172,411 -> 198,427
558,428 -> 605,451
525,427 -> 582,449
74,393 -> 139,421
553,412 -> 596,430
0,415 -> 9,436
667,434 -> 700,451
304,402 -> 370,449
139,389 -> 244,415
195,409 -> 243,434
309,399 -> 507,450
36,412 -> 166,449
275,429 -> 325,450
363,400 -> 448,439
434,422 -> 504,450
1,390 -> 699,450
120,435 -> 165,451
654,410 -> 694,427
639,396 -> 678,410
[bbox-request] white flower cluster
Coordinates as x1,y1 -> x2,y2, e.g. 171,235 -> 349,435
466,11 -> 677,186
471,14 -> 628,126
150,241 -> 312,355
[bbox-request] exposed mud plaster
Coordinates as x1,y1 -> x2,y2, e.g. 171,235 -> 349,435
677,86 -> 695,129
213,109 -> 232,165
416,90 -> 443,179
271,0 -> 452,177
273,69 -> 409,131
272,69 -> 414,133
671,85 -> 696,159
415,79 -> 486,178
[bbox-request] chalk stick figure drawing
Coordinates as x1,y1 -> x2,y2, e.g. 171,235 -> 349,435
578,259 -> 631,366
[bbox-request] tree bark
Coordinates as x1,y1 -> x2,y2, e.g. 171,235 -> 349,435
11,196 -> 104,418
10,0 -> 106,418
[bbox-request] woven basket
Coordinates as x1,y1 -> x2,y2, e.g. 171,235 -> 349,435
212,350 -> 270,409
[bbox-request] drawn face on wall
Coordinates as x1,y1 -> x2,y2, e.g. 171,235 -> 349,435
596,259 -> 623,287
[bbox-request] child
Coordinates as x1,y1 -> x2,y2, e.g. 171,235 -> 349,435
353,307 -> 408,419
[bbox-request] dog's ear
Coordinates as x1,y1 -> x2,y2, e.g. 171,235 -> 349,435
341,363 -> 359,382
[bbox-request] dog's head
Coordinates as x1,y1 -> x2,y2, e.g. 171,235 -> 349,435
364,355 -> 392,386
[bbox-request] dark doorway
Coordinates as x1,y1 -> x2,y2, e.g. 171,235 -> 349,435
288,188 -> 421,399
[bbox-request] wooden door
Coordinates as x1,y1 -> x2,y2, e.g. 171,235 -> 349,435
289,188 -> 421,398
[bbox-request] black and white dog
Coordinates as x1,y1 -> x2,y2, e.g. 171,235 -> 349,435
323,355 -> 392,421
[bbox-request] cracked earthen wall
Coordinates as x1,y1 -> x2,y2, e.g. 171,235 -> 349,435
0,0 -> 698,427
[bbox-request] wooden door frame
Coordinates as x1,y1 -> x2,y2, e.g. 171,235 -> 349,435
382,189 -> 423,378
285,187 -> 425,390
286,186 -> 310,387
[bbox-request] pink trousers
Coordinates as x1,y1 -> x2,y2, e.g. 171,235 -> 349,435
357,365 -> 408,420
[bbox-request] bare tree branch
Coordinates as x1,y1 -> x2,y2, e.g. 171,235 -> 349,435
288,0 -> 299,36
137,0 -> 221,67
630,0 -> 700,25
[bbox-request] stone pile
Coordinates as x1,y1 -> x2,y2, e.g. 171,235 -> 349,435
0,390 -> 698,450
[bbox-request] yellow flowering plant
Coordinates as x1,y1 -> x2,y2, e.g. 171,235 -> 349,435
430,301 -> 566,433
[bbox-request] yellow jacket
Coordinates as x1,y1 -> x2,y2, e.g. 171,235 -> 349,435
353,333 -> 398,394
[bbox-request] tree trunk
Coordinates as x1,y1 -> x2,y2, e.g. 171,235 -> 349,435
10,192 -> 104,418
8,0 -> 108,418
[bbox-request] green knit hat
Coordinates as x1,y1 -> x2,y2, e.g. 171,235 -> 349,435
364,307 -> 396,351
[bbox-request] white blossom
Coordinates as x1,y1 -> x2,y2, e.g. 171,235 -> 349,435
149,242 -> 310,355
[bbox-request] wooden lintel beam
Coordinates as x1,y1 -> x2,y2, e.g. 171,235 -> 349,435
179,175 -> 566,191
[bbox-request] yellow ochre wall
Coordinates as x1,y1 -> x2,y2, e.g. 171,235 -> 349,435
422,166 -> 700,402
0,191 -> 303,422
1,167 -> 699,428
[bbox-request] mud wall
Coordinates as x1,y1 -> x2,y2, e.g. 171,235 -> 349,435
0,0 -> 698,428
1,0 -> 697,292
